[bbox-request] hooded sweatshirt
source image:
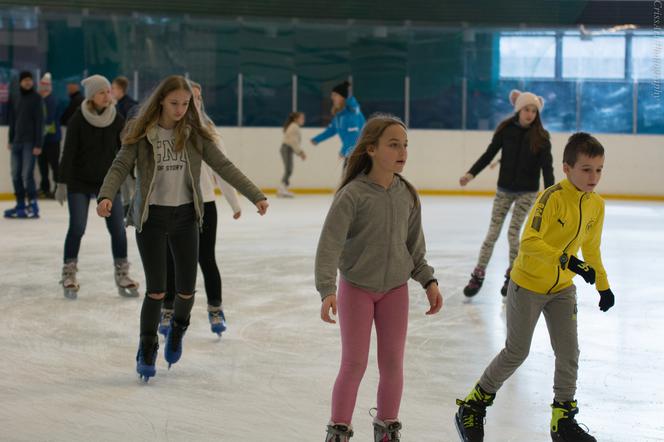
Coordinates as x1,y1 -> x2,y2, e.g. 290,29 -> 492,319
315,173 -> 435,299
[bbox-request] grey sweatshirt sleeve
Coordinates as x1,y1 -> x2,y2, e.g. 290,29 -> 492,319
98,142 -> 138,202
315,189 -> 356,299
407,200 -> 435,288
201,138 -> 266,204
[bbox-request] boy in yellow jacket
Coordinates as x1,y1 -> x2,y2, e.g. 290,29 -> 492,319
454,132 -> 615,442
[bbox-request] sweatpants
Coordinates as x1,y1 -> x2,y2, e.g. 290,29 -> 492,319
479,280 -> 579,402
476,190 -> 537,269
330,278 -> 409,424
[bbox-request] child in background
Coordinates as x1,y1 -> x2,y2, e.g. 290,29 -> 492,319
311,81 -> 365,168
277,111 -> 306,198
460,90 -> 554,298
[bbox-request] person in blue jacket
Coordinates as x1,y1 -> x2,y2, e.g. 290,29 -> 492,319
311,81 -> 365,166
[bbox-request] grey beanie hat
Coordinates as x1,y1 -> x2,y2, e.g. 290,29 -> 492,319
81,74 -> 111,98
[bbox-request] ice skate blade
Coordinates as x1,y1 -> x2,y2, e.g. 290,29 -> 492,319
118,287 -> 139,298
454,413 -> 470,442
63,288 -> 78,300
138,374 -> 151,383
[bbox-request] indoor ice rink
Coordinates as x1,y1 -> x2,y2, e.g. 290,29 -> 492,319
1,1 -> 663,442
1,195 -> 663,441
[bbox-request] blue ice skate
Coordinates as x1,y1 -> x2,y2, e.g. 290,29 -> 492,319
136,336 -> 159,382
207,306 -> 227,336
4,202 -> 28,219
164,319 -> 188,368
158,309 -> 173,337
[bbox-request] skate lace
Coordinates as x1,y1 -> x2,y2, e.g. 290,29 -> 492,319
381,422 -> 402,441
161,310 -> 174,324
458,400 -> 486,429
369,410 -> 401,441
60,264 -> 78,287
115,262 -> 130,278
209,310 -> 224,324
326,424 -> 353,441
563,418 -> 592,438
470,273 -> 485,284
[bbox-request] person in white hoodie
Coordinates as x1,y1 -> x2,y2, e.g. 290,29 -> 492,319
159,81 -> 242,337
277,111 -> 306,198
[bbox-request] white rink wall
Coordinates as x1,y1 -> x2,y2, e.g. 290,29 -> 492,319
1,126 -> 662,197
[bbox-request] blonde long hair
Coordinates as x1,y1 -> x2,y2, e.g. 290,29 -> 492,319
122,75 -> 217,151
189,80 -> 220,144
338,114 -> 419,207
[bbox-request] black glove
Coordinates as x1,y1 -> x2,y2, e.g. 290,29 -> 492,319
598,289 -> 615,312
562,254 -> 596,285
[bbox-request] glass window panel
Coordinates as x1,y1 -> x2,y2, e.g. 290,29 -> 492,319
563,35 -> 625,79
499,35 -> 556,78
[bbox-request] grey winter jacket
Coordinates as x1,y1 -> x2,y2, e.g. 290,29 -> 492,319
315,173 -> 435,299
98,125 -> 265,232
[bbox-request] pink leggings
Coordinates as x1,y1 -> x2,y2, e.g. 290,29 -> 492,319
331,278 -> 409,424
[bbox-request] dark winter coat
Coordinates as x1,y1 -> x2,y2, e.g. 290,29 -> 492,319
58,108 -> 125,194
116,94 -> 138,120
8,88 -> 44,146
60,91 -> 84,126
468,120 -> 555,192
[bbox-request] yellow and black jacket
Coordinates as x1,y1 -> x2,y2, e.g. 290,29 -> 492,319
511,179 -> 610,294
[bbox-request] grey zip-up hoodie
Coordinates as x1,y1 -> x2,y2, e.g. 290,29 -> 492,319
315,173 -> 435,299
98,125 -> 265,232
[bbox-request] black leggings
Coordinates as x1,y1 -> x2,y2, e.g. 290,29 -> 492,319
135,203 -> 199,295
38,140 -> 60,193
164,201 -> 221,309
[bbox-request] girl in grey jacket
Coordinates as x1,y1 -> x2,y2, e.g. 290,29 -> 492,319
316,114 -> 443,442
96,75 -> 269,382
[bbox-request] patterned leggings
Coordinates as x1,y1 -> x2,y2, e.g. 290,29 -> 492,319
476,190 -> 538,269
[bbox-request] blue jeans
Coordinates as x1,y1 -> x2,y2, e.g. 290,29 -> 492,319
64,192 -> 128,262
10,142 -> 37,202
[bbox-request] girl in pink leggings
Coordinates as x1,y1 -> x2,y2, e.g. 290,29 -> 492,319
315,114 -> 444,441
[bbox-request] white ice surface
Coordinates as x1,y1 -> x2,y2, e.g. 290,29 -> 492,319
1,195 -> 663,442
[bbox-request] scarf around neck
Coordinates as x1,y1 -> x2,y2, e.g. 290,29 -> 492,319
80,99 -> 117,128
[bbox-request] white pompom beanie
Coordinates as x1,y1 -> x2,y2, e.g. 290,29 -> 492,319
509,89 -> 545,113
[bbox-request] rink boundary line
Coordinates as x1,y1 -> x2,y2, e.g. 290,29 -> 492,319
2,191 -> 663,202
260,189 -> 664,201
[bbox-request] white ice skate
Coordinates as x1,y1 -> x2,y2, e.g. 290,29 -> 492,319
277,183 -> 294,198
60,261 -> 80,300
114,260 -> 140,297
